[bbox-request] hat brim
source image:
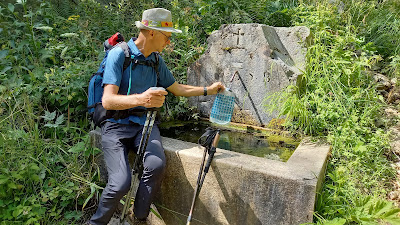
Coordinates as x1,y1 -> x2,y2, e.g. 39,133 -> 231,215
135,21 -> 182,33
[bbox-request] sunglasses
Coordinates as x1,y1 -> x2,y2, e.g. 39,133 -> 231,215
158,31 -> 171,41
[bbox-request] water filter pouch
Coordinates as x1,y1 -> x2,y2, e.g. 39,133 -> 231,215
210,88 -> 235,125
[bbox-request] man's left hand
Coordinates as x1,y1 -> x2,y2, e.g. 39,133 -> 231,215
207,82 -> 225,95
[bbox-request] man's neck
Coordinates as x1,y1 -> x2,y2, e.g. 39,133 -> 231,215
134,34 -> 153,58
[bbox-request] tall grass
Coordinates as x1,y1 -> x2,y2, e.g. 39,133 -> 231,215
0,1 -> 113,223
271,0 -> 400,223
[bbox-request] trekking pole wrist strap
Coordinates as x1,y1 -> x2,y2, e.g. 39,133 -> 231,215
198,128 -> 220,150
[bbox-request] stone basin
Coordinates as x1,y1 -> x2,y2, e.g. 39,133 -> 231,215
89,23 -> 321,224
89,128 -> 330,225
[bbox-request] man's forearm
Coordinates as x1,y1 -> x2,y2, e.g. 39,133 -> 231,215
102,85 -> 167,110
102,94 -> 143,110
168,81 -> 224,97
175,84 -> 206,97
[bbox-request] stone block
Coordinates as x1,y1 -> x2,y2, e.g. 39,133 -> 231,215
187,24 -> 310,126
89,131 -> 330,225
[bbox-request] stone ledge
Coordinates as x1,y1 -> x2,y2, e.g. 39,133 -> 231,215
89,130 -> 330,225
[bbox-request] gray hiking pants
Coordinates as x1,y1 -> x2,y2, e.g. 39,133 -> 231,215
89,121 -> 166,225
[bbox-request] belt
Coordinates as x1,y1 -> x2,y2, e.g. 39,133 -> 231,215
112,109 -> 147,120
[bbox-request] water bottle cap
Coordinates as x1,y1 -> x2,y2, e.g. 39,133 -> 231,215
220,88 -> 234,97
150,87 -> 166,91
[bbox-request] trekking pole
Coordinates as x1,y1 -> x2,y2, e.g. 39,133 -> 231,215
187,128 -> 220,225
120,87 -> 164,224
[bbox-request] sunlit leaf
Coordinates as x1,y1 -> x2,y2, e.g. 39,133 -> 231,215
68,142 -> 85,153
82,184 -> 96,210
64,210 -> 82,220
12,207 -> 23,218
60,46 -> 68,59
60,33 -> 79,38
41,111 -> 56,121
8,182 -> 17,189
54,114 -> 64,126
44,123 -> 57,128
0,50 -> 8,59
16,0 -> 27,5
8,3 -> 14,12
0,175 -> 9,184
31,175 -> 40,182
322,218 -> 346,225
11,171 -> 23,180
0,66 -> 12,75
29,163 -> 40,171
34,26 -> 53,32
39,169 -> 46,180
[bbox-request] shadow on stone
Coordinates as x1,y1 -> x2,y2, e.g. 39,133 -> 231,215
213,165 -> 262,225
155,148 -> 221,225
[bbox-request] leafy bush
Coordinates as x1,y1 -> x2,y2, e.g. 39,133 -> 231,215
268,0 -> 400,224
0,1 -> 103,223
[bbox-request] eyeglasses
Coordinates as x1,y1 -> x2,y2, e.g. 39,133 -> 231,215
158,31 -> 171,41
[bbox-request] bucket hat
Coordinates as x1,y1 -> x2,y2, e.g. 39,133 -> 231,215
135,8 -> 182,33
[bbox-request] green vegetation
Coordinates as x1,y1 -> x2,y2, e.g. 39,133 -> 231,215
274,1 -> 400,224
1,0 -> 400,224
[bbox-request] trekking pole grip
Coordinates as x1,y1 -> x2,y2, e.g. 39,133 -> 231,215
149,87 -> 165,111
150,87 -> 165,91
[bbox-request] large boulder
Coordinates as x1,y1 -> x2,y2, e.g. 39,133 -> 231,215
187,24 -> 310,126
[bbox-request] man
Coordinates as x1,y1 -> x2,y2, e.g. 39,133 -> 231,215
87,8 -> 224,225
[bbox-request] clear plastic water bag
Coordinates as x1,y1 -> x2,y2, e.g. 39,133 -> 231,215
210,88 -> 235,125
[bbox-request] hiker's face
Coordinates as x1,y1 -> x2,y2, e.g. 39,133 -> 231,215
156,31 -> 171,51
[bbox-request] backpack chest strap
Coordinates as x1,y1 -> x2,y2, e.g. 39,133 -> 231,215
129,53 -> 161,86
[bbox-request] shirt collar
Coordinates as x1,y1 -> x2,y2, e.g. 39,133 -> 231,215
127,38 -> 156,62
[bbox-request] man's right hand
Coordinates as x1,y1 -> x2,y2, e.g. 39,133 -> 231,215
140,88 -> 168,108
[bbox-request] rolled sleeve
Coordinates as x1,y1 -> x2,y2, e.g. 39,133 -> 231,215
102,47 -> 126,87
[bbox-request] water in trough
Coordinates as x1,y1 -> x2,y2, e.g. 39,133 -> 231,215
159,121 -> 299,162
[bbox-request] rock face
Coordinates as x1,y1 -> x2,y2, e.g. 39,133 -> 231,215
373,73 -> 400,104
187,24 -> 310,126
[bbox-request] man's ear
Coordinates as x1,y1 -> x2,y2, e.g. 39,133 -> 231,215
148,30 -> 155,37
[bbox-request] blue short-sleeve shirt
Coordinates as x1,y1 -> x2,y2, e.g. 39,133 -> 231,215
102,38 -> 176,125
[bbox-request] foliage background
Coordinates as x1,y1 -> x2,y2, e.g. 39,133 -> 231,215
1,0 -> 400,224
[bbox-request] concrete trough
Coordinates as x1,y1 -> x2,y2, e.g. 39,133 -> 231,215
90,130 -> 330,225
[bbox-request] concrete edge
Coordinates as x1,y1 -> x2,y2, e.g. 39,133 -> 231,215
90,130 -> 330,188
161,137 -> 330,185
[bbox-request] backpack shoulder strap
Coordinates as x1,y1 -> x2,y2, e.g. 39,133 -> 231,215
116,41 -> 130,58
153,52 -> 160,84
130,52 -> 161,85
114,41 -> 131,72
